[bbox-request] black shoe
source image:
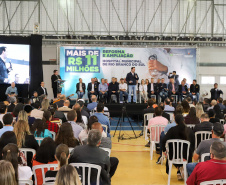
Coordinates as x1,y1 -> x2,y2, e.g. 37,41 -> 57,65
156,156 -> 162,164
145,142 -> 150,147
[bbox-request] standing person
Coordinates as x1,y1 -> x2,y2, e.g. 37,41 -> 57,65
119,78 -> 128,103
0,46 -> 11,83
37,82 -> 48,96
190,79 -> 200,102
126,67 -> 139,103
168,71 -> 179,85
210,83 -> 223,100
139,79 -> 148,103
87,78 -> 99,102
51,70 -> 61,98
108,77 -> 119,103
76,78 -> 86,99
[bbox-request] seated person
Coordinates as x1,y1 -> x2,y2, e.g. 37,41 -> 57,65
203,98 -> 210,112
87,78 -> 98,102
156,102 -> 170,122
7,96 -> 17,113
67,110 -> 83,139
186,123 -> 224,176
32,119 -> 53,139
23,105 -> 36,127
31,91 -> 40,104
168,78 -> 179,100
0,114 -> 14,138
98,78 -> 108,103
147,78 -> 158,101
207,99 -> 217,111
5,82 -> 18,98
217,97 -> 225,110
187,141 -> 226,185
108,77 -> 119,103
181,100 -> 190,117
43,111 -> 59,134
139,79 -> 148,103
184,107 -> 200,125
94,103 -> 111,137
30,101 -> 43,119
208,109 -> 220,124
58,100 -> 72,112
159,78 -> 168,102
164,98 -> 175,112
93,99 -> 110,118
178,80 -> 190,102
76,78 -> 86,99
54,95 -> 66,108
119,78 -> 128,103
213,104 -> 224,119
190,79 -> 200,102
186,97 -> 195,108
87,95 -> 98,111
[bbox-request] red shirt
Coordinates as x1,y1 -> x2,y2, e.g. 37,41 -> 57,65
187,159 -> 226,185
46,120 -> 59,134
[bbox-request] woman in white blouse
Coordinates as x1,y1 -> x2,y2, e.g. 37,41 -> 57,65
139,79 -> 148,103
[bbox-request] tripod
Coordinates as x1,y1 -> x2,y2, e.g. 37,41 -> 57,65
113,104 -> 137,142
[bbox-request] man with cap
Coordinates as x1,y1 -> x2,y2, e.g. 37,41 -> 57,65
186,122 -> 224,176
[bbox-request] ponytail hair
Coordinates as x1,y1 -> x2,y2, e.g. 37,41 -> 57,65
55,144 -> 69,167
2,143 -> 19,183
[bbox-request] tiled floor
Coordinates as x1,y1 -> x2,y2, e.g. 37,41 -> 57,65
110,131 -> 184,185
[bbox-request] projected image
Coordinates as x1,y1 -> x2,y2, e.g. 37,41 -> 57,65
0,44 -> 30,84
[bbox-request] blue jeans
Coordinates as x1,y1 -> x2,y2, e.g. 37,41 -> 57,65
192,93 -> 200,102
120,91 -> 128,102
159,91 -> 168,102
128,85 -> 136,103
186,162 -> 197,176
77,91 -> 84,99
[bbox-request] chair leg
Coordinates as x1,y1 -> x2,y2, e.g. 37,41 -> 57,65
168,162 -> 172,185
150,141 -> 154,160
161,153 -> 165,165
183,163 -> 188,185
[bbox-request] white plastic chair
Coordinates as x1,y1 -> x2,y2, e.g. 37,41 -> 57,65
49,131 -> 56,140
143,113 -> 154,139
32,164 -> 58,185
166,139 -> 190,185
168,113 -> 174,123
171,94 -> 178,103
220,119 -> 225,125
19,180 -> 33,185
99,147 -> 111,157
186,124 -> 196,129
101,124 -> 108,133
64,113 -> 68,119
195,131 -> 212,149
69,147 -> 74,153
70,163 -> 101,185
35,137 -> 44,145
19,148 -> 36,160
200,179 -> 226,185
201,153 -> 210,162
149,125 -> 166,160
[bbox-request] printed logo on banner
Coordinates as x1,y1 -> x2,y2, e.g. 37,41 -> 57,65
65,49 -> 100,73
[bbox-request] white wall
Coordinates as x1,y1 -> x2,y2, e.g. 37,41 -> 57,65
42,45 -> 226,100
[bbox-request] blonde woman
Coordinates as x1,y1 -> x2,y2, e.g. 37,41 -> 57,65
0,160 -> 17,185
139,79 -> 148,103
41,99 -> 50,111
145,79 -> 149,85
55,164 -> 81,185
196,103 -> 204,119
14,120 -> 39,149
17,110 -> 28,123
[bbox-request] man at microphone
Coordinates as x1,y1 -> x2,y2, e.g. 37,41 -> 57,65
51,70 -> 61,98
126,67 -> 139,103
210,83 -> 223,100
0,47 -> 11,83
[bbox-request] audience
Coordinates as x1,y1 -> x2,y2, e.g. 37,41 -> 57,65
58,100 -> 72,112
23,105 -> 36,126
51,104 -> 67,123
207,99 -> 217,111
0,103 -> 7,126
32,137 -> 57,185
208,109 -> 220,124
217,97 -> 225,110
181,100 -> 190,116
55,122 -> 79,147
164,98 -> 175,112
41,99 -> 50,111
87,95 -> 98,111
202,98 -> 210,112
73,103 -> 87,127
193,113 -> 213,133
66,110 -> 83,139
7,96 -> 17,112
77,100 -> 90,119
187,97 -> 195,108
32,119 -> 53,139
0,114 -> 14,138
156,102 -> 170,121
196,103 -> 204,119
187,141 -> 226,185
184,107 -> 200,125
55,164 -> 81,185
54,95 -> 66,108
30,101 -> 43,119
142,99 -> 155,115
2,143 -> 32,181
43,111 -> 59,134
213,104 -> 224,119
162,114 -> 195,180
0,160 -> 17,185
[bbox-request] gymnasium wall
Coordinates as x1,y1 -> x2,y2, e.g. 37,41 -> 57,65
42,45 -> 226,100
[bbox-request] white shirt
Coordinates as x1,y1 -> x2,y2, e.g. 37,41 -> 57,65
82,115 -> 88,125
139,84 -> 147,92
18,165 -> 32,181
79,83 -> 82,91
91,83 -> 94,91
30,109 -> 44,119
151,83 -> 154,91
119,83 -> 127,91
41,86 -> 46,95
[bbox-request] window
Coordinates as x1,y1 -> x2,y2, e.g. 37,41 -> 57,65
220,76 -> 226,84
201,76 -> 215,84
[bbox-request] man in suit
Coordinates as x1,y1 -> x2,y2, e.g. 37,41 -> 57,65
37,81 -> 48,96
159,78 -> 168,102
126,67 -> 139,103
0,46 -> 11,83
190,79 -> 200,102
69,129 -> 111,185
87,78 -> 98,102
178,80 -> 190,102
168,78 -> 178,100
76,78 -> 86,99
210,83 -> 223,100
51,70 -> 61,98
108,77 -> 119,103
147,78 -> 158,101
168,71 -> 179,85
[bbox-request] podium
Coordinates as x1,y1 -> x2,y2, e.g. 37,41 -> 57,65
55,79 -> 66,93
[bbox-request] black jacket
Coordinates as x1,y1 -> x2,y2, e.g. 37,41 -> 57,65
37,86 -> 48,96
190,84 -> 200,94
178,85 -> 189,93
126,72 -> 139,85
210,88 -> 223,100
87,82 -> 98,93
76,83 -> 86,93
147,83 -> 158,93
108,82 -> 119,92
0,58 -> 9,83
51,75 -> 61,89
